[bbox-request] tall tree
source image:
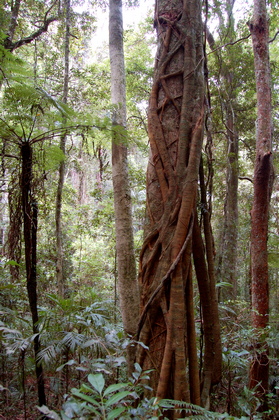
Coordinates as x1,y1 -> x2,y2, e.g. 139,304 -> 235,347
136,0 -> 221,409
208,0 -> 239,301
248,0 -> 274,400
109,0 -> 140,374
55,0 -> 70,297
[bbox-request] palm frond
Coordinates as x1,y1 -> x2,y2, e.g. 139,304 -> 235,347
61,331 -> 86,352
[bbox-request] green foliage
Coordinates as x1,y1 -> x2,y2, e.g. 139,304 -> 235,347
38,365 -> 225,419
44,145 -> 65,170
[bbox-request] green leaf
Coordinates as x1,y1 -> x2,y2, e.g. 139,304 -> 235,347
134,362 -> 142,373
5,260 -> 20,267
60,412 -> 71,420
236,350 -> 249,357
84,405 -> 102,416
56,359 -> 76,372
37,87 -> 74,118
158,399 -> 176,408
82,339 -> 99,348
44,145 -> 65,171
88,373 -> 105,394
216,281 -> 233,288
107,406 -> 126,420
103,382 -> 129,396
105,390 -> 131,407
80,383 -> 94,393
71,389 -> 100,407
37,405 -> 61,420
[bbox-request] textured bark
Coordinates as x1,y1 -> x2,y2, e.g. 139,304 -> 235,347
220,104 -> 238,300
21,142 -> 46,407
109,0 -> 139,374
55,0 -> 70,297
6,0 -> 21,44
136,0 -> 221,409
193,161 -> 222,405
7,181 -> 22,281
186,265 -> 200,405
248,0 -> 273,399
206,6 -> 239,301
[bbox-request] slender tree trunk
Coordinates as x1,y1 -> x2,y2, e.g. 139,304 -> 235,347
136,0 -> 221,409
109,0 -> 139,374
55,0 -> 70,297
21,142 -> 46,407
193,160 -> 222,406
206,5 -> 239,301
220,101 -> 238,300
248,0 -> 273,400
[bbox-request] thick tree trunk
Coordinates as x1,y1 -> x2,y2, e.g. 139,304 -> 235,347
21,142 -> 46,407
55,0 -> 70,297
136,0 -> 221,409
3,1 -> 22,269
248,0 -> 273,400
109,0 -> 139,374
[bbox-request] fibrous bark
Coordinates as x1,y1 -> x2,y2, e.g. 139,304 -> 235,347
248,0 -> 274,400
109,0 -> 139,374
136,0 -> 221,409
21,142 -> 46,407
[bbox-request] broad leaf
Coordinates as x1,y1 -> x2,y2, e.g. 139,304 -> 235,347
88,373 -> 105,394
37,405 -> 61,420
103,382 -> 129,396
84,405 -> 102,416
105,391 -> 131,407
71,389 -> 100,407
56,359 -> 76,372
134,362 -> 142,373
60,412 -> 72,420
107,406 -> 126,420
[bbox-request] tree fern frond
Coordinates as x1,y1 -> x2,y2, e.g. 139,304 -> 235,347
0,45 -> 30,78
37,87 -> 74,118
159,399 -> 219,419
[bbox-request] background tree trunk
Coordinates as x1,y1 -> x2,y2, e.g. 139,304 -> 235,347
55,0 -> 70,298
248,0 -> 274,401
207,2 -> 239,301
109,0 -> 139,374
6,0 -> 21,45
193,160 -> 222,406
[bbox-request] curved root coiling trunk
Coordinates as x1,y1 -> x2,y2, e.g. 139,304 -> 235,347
136,0 -> 221,410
